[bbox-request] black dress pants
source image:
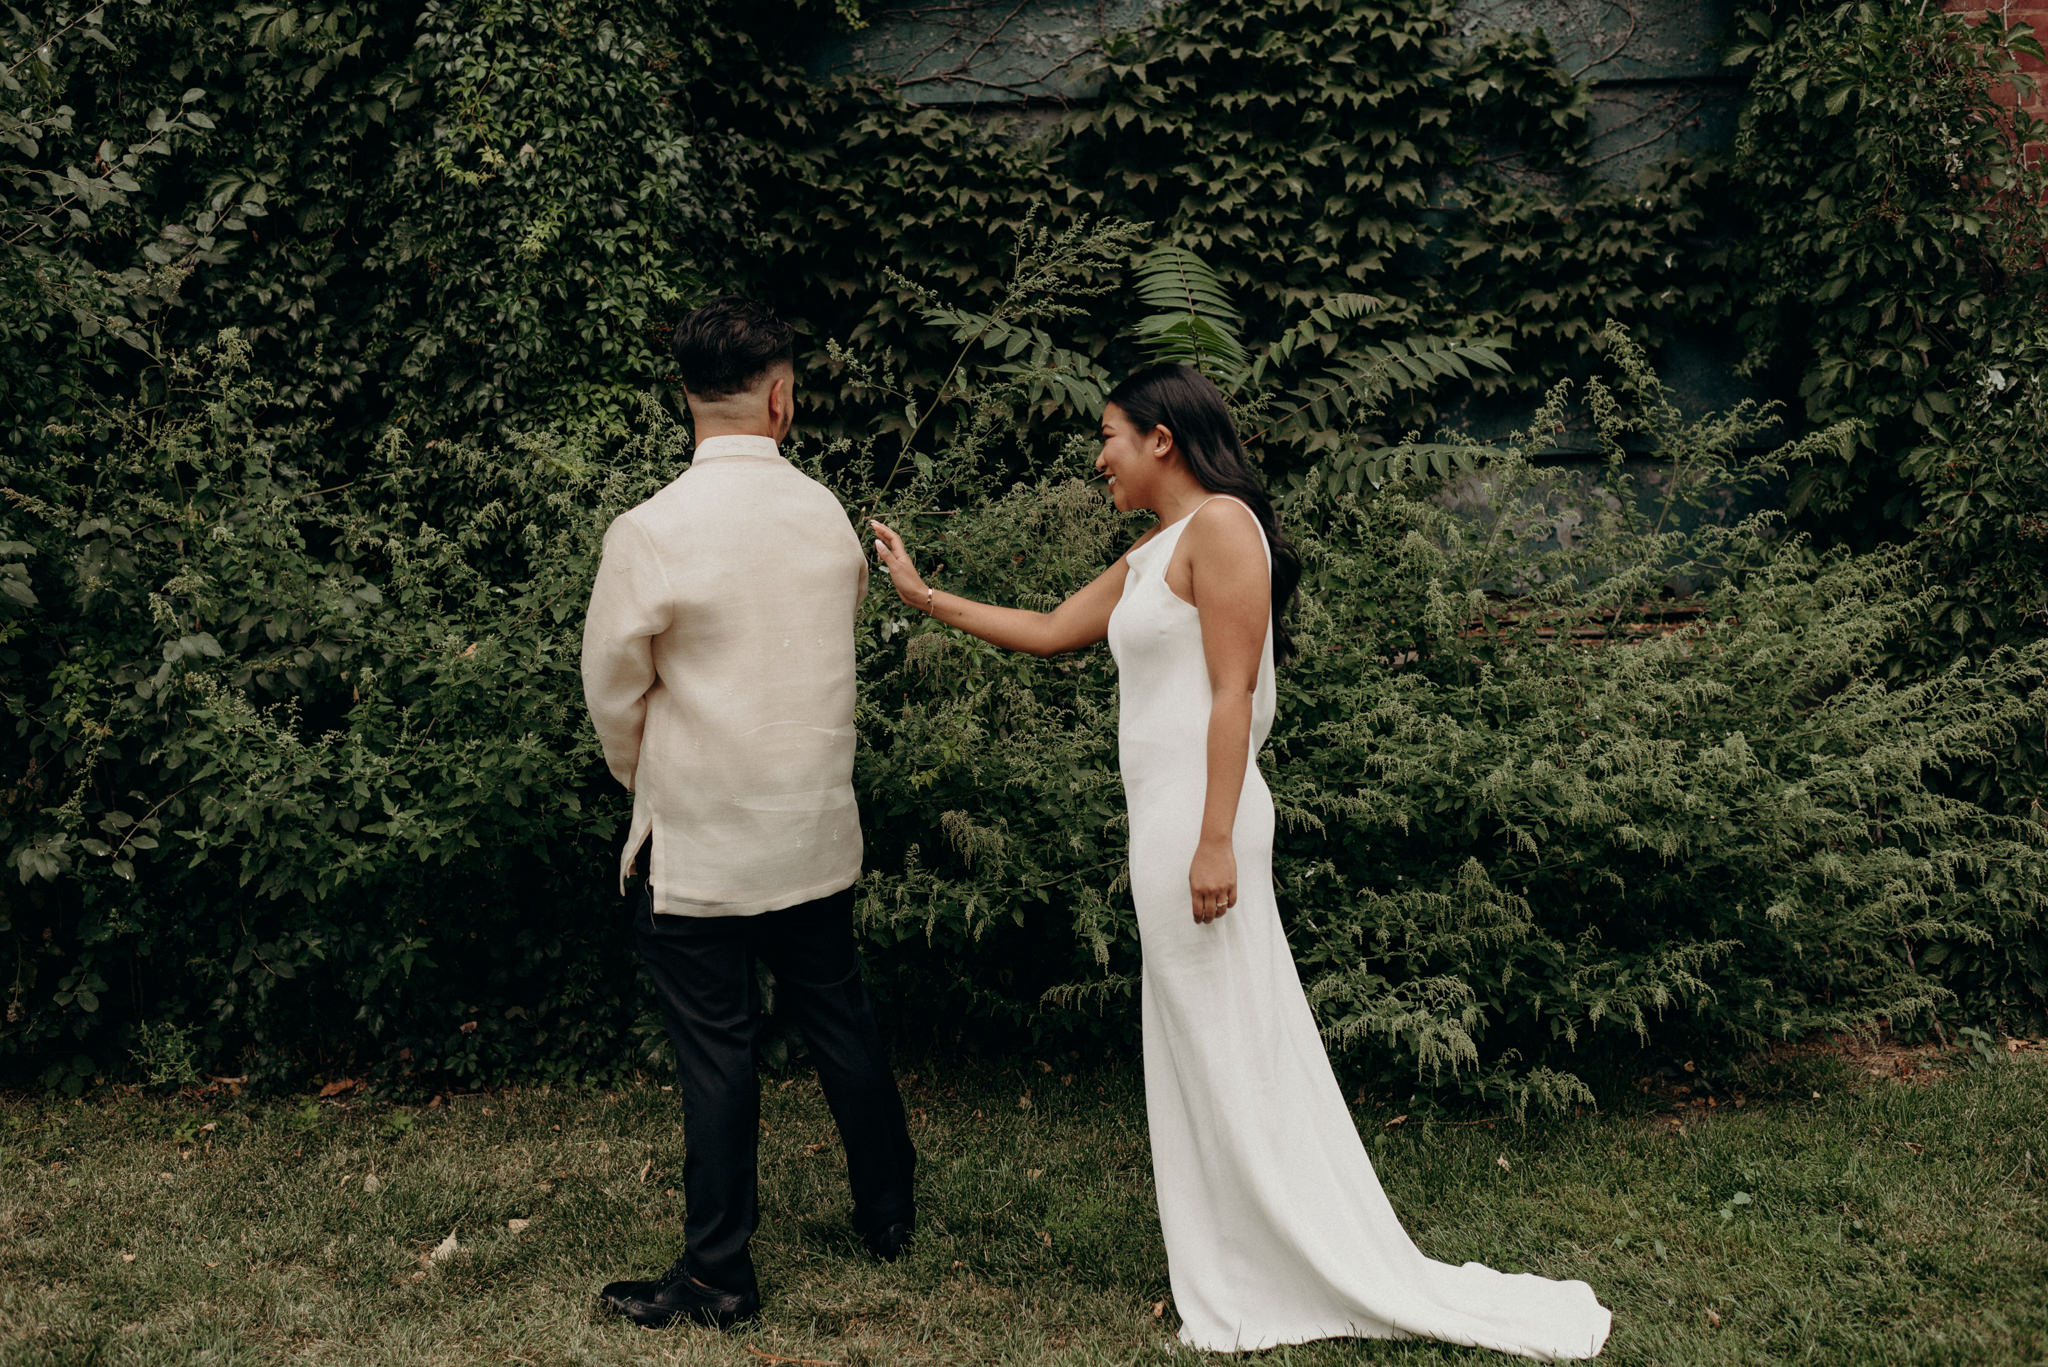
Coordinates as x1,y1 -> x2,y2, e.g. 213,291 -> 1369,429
633,881 -> 916,1295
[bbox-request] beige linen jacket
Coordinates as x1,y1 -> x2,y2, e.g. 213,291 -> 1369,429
580,435 -> 869,915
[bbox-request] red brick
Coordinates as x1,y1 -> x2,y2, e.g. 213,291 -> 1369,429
1947,0 -> 2047,121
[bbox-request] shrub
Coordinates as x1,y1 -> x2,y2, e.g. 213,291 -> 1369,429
1726,2 -> 2048,532
2,330 -> 675,1090
5,270 -> 2043,1106
1722,6 -> 2048,1015
850,322 -> 2048,1111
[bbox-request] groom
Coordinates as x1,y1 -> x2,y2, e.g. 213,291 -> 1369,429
580,295 -> 916,1329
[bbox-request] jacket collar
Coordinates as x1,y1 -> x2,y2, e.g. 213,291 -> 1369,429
692,434 -> 783,462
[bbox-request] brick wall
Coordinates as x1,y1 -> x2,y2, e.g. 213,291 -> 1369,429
1947,0 -> 2048,164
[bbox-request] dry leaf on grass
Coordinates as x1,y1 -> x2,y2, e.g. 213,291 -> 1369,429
119,1253 -> 136,1263
423,1232 -> 458,1268
507,1219 -> 530,1234
1496,1155 -> 1512,1171
743,1347 -> 837,1366
361,1173 -> 384,1194
1152,1300 -> 1167,1319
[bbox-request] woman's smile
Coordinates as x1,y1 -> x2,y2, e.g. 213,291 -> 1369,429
1097,400 -> 1152,509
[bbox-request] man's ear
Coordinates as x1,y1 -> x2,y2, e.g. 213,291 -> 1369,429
767,370 -> 796,432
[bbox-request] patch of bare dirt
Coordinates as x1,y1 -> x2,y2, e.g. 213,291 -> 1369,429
1630,1029 -> 2047,1133
1799,1028 -> 2045,1083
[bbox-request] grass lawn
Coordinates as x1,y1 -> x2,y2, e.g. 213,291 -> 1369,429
2,1044 -> 2045,1366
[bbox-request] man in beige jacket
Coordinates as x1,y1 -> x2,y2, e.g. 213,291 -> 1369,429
581,296 -> 915,1330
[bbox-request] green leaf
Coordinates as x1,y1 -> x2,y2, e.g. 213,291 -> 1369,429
1127,246 -> 1250,385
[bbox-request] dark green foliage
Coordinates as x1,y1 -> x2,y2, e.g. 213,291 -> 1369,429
2,333 -> 680,1090
1064,1 -> 1720,394
4,0 -> 2045,1096
349,0 -> 734,430
1725,3 -> 2048,532
0,5 -> 224,439
851,312 -> 2048,1110
1720,4 -> 2048,914
1275,335 -> 2048,1105
12,254 -> 2042,1099
713,0 -> 1724,463
3,0 -> 735,451
1890,319 -> 2048,906
872,226 -> 1514,480
6,0 -> 1725,464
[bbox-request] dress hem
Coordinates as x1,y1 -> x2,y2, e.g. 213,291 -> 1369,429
1178,1320 -> 1609,1362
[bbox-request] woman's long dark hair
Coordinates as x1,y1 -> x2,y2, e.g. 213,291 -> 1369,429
1106,362 -> 1302,664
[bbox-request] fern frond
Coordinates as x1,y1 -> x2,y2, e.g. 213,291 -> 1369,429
1127,246 -> 1250,384
1040,973 -> 1139,1011
918,305 -> 1113,414
1252,335 -> 1511,448
1250,293 -> 1387,385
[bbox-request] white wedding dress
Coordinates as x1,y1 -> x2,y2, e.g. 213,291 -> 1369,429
1105,497 -> 1612,1359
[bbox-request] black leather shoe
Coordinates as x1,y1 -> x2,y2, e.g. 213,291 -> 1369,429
860,1220 -> 914,1263
598,1260 -> 760,1329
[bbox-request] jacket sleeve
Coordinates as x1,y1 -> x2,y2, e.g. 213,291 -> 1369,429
581,512 -> 672,792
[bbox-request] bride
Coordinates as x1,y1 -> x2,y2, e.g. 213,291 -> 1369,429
868,362 -> 1611,1359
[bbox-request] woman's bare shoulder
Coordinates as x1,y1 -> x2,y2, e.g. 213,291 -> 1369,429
1183,496 -> 1266,556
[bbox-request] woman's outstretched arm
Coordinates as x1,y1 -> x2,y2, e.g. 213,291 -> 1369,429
869,519 -> 1145,657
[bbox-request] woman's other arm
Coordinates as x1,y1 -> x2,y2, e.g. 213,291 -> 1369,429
1179,502 -> 1270,924
869,519 -> 1148,657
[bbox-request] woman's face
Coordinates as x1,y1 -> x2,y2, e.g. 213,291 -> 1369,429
1096,403 -> 1165,512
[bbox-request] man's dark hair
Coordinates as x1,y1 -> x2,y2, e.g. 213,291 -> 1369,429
670,295 -> 796,399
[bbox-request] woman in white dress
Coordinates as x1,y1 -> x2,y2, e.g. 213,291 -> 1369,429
868,363 -> 1611,1360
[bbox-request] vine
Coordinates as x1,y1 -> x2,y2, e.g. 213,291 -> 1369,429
713,0 -> 1726,471
1724,3 -> 2048,535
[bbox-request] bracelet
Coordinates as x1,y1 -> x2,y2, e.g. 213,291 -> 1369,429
923,584 -> 935,616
